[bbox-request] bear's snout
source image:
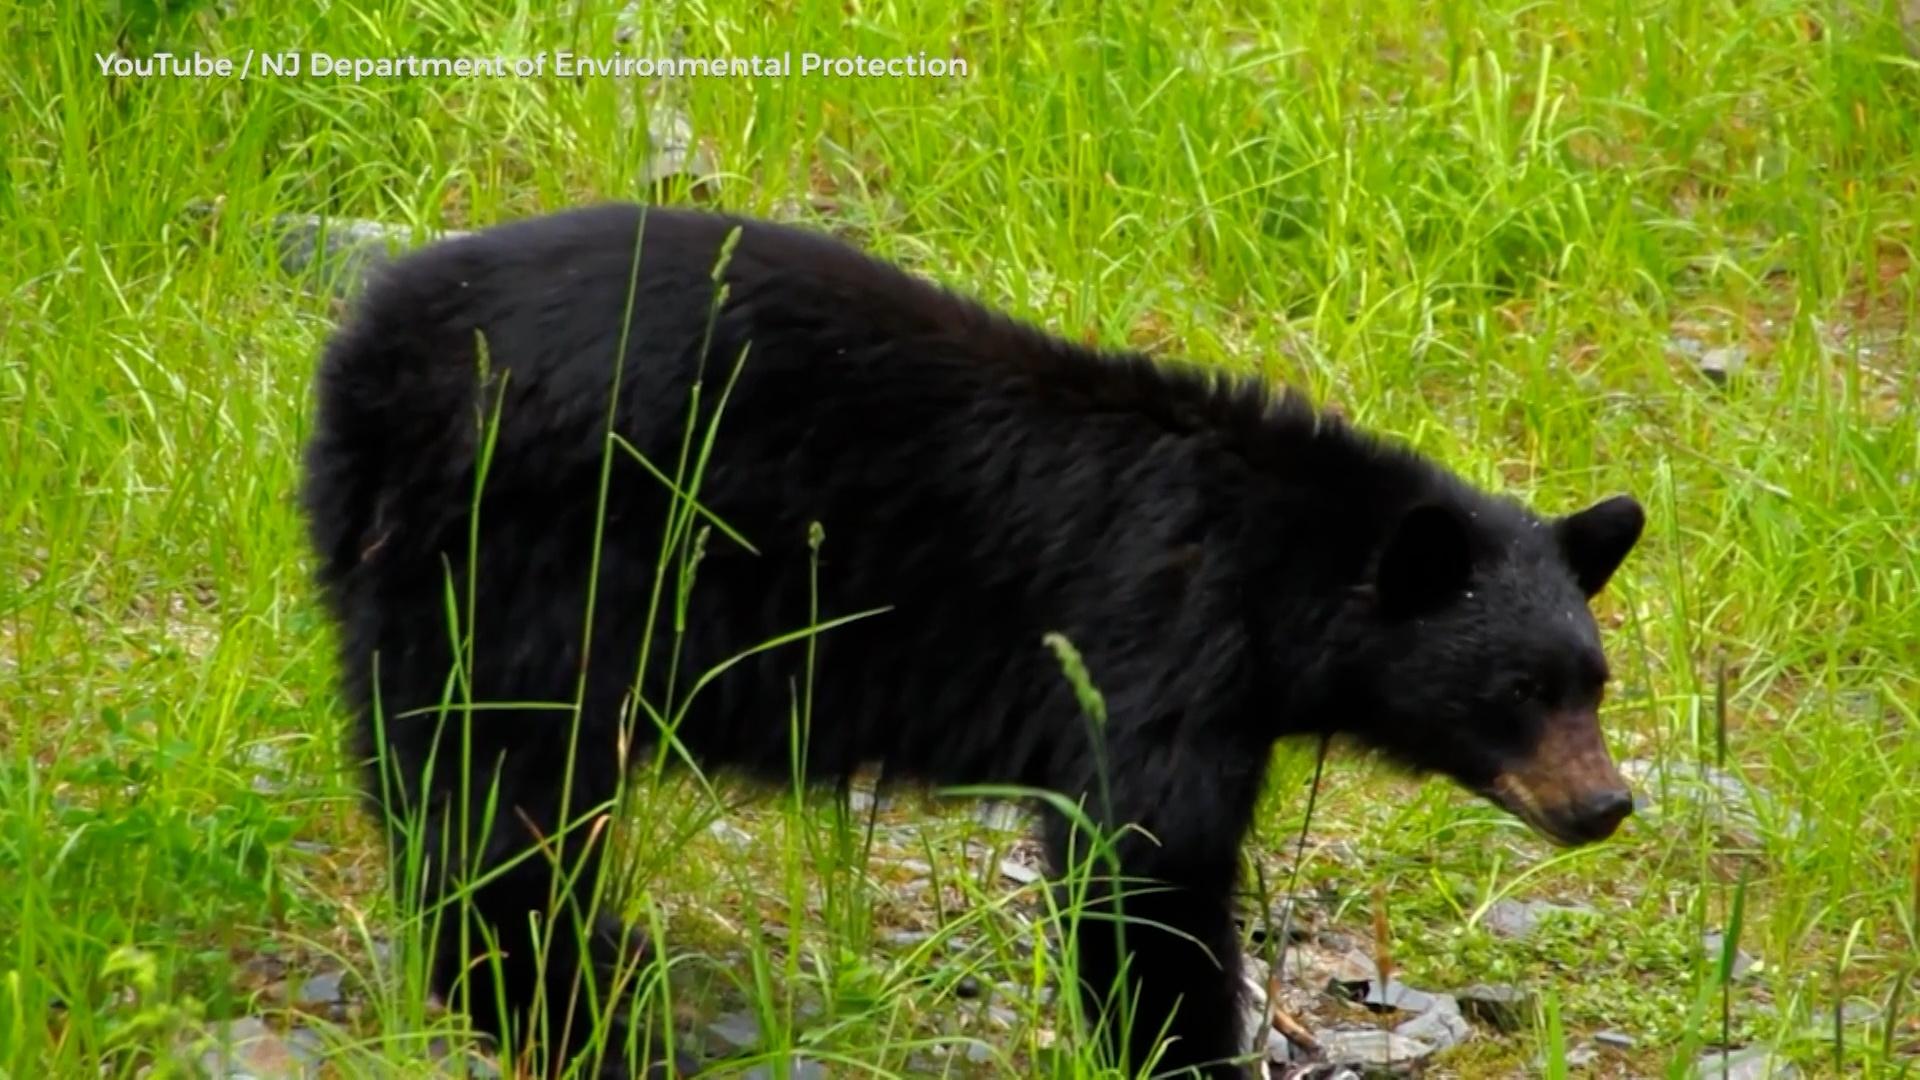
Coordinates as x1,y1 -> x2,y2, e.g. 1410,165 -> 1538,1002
1482,710 -> 1632,846
1562,786 -> 1634,842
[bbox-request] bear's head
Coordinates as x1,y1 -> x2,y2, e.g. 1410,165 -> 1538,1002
1326,493 -> 1645,846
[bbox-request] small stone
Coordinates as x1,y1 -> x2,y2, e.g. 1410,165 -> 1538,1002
1667,335 -> 1706,358
1315,1028 -> 1435,1074
1394,1000 -> 1471,1051
1317,930 -> 1362,953
999,858 -> 1042,885
1322,950 -> 1380,1000
1456,983 -> 1535,1033
1239,982 -> 1269,1049
269,216 -> 458,298
1241,954 -> 1271,988
1325,973 -> 1439,1015
846,787 -> 889,814
955,975 -> 983,999
283,1028 -> 325,1069
706,1010 -> 760,1050
198,1017 -> 311,1079
432,1045 -> 502,1080
975,801 -> 1028,831
706,819 -> 753,848
964,1041 -> 994,1064
1247,902 -> 1315,947
1265,1027 -> 1308,1064
1565,1043 -> 1600,1067
287,840 -> 331,856
1807,1000 -> 1880,1028
1594,1029 -> 1636,1049
239,953 -> 288,988
1702,931 -> 1760,980
640,108 -> 718,193
1695,1043 -> 1798,1079
879,929 -> 934,949
295,972 -> 343,1007
1619,759 -> 1808,846
1481,898 -> 1597,940
1360,979 -> 1440,1015
1699,345 -> 1749,383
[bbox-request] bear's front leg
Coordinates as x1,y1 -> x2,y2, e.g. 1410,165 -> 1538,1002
1043,753 -> 1264,1079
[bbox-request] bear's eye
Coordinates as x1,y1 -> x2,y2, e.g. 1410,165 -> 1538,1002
1509,677 -> 1542,704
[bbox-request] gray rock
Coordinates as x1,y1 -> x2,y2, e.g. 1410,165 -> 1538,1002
1275,1066 -> 1363,1080
1594,1029 -> 1636,1049
1315,1029 -> 1434,1075
1481,898 -> 1597,940
975,801 -> 1028,831
243,743 -> 291,795
283,1027 -> 325,1069
1361,979 -> 1441,1015
240,953 -> 288,984
1322,950 -> 1379,1000
1394,999 -> 1471,1051
1667,335 -> 1707,358
1240,978 -> 1270,1052
1807,1000 -> 1880,1028
271,215 -> 459,297
432,1045 -> 502,1080
295,972 -> 343,1007
879,928 -> 934,949
1265,1027 -> 1309,1064
705,818 -> 753,848
1564,1043 -> 1599,1067
1325,971 -> 1442,1016
1696,1043 -> 1798,1079
1456,983 -> 1535,1033
1700,345 -> 1749,383
846,786 -> 891,813
1702,930 -> 1760,980
964,1040 -> 994,1065
197,1017 -> 313,1079
706,1010 -> 760,1050
1255,900 -> 1315,946
998,857 -> 1042,885
426,1036 -> 496,1069
1620,758 -> 1807,846
634,106 -> 719,193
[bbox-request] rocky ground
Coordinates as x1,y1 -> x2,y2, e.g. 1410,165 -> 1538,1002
171,772 -> 1818,1080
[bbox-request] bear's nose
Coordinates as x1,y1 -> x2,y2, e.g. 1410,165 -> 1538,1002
1568,788 -> 1633,841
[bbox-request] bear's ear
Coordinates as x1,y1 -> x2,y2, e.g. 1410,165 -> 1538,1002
1556,494 -> 1644,597
1373,502 -> 1474,616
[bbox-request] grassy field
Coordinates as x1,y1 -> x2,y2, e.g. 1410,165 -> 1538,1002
3,0 -> 1918,1077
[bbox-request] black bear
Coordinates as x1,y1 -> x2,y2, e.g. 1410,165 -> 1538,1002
301,205 -> 1644,1079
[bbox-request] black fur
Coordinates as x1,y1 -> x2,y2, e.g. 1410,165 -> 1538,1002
302,205 -> 1642,1078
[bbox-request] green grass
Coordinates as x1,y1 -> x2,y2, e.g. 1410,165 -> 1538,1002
3,0 -> 1917,1076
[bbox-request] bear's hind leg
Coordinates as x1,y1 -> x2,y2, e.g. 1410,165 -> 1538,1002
380,711 -> 688,1078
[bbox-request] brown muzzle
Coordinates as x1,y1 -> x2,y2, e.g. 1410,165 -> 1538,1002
1482,711 -> 1632,846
